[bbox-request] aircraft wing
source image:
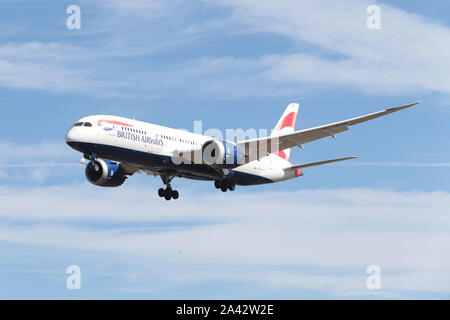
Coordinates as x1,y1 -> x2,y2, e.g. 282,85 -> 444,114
236,101 -> 420,161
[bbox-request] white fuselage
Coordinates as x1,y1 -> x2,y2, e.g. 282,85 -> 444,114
65,115 -> 301,185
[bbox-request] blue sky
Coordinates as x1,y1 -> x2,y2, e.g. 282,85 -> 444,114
0,0 -> 449,299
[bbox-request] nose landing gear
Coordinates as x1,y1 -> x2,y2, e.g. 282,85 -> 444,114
214,179 -> 236,192
158,175 -> 179,200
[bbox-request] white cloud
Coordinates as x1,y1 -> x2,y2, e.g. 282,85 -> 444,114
0,57 -> 89,93
0,42 -> 101,93
100,0 -> 169,16
0,41 -> 137,95
0,141 -> 72,163
0,185 -> 448,297
211,0 -> 450,95
2,0 -> 450,101
137,56 -> 290,98
0,42 -> 88,62
0,141 -> 79,184
87,0 -> 450,97
5,1 -> 450,98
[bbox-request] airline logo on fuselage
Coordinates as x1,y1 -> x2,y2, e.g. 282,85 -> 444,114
98,119 -> 133,131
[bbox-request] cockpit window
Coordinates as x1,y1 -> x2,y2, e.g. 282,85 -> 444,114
83,122 -> 92,127
74,122 -> 83,127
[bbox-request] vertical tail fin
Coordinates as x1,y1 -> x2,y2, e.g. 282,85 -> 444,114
271,103 -> 299,161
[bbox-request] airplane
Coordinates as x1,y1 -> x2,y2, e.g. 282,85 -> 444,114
65,101 -> 420,200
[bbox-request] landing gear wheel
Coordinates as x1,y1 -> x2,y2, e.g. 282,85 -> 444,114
214,178 -> 236,192
164,187 -> 173,200
158,175 -> 180,200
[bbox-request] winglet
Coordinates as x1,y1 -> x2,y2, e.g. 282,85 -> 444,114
385,101 -> 420,112
344,101 -> 420,127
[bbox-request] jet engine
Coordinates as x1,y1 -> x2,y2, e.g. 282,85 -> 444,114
201,140 -> 244,168
85,158 -> 126,187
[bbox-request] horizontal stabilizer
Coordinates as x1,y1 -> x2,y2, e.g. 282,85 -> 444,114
289,156 -> 359,170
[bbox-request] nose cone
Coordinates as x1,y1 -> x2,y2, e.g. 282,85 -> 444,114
65,127 -> 81,151
65,125 -> 91,154
65,128 -> 76,144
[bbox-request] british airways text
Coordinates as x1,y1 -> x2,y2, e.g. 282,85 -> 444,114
117,130 -> 164,146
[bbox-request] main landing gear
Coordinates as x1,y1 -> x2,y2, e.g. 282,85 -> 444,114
158,175 -> 179,200
214,179 -> 236,192
158,187 -> 179,200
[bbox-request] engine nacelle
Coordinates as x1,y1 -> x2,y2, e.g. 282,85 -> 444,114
202,140 -> 244,168
85,159 -> 126,187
